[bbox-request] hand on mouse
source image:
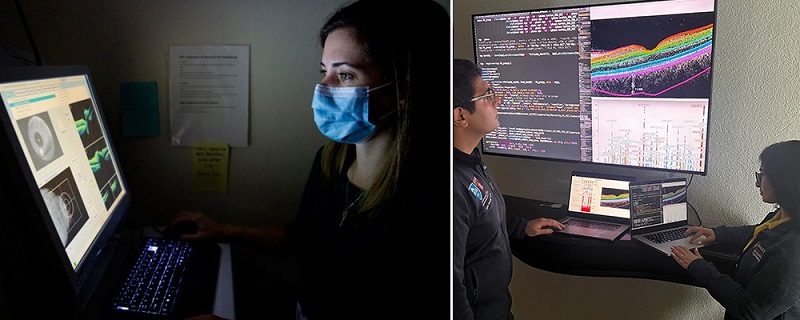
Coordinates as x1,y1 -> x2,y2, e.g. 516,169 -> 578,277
164,220 -> 198,240
170,211 -> 228,242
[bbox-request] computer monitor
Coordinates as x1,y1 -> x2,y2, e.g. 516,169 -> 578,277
0,65 -> 131,315
472,0 -> 716,175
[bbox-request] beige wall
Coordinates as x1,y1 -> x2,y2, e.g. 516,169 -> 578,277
455,0 -> 800,319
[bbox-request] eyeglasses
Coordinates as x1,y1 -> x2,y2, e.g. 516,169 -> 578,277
470,87 -> 497,103
755,171 -> 765,185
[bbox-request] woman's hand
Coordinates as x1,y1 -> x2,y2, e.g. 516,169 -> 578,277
671,246 -> 703,269
685,225 -> 715,244
170,211 -> 229,241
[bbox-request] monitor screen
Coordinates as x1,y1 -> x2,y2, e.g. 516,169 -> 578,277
472,0 -> 715,175
630,178 -> 688,231
567,171 -> 635,220
0,65 -> 130,304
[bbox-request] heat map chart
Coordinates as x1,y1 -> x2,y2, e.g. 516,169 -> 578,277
86,142 -> 121,209
69,97 -> 121,208
590,13 -> 714,99
600,187 -> 630,209
662,184 -> 687,205
70,98 -> 102,147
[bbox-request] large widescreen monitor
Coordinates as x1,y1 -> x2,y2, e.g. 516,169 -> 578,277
472,0 -> 716,175
0,65 -> 131,313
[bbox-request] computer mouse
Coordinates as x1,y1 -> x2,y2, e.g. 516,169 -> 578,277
164,220 -> 198,239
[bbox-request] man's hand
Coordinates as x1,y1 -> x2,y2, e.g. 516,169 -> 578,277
525,218 -> 565,237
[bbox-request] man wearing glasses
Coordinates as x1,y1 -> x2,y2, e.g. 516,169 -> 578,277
452,58 -> 564,320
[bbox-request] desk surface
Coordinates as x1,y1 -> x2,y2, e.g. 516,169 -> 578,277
214,243 -> 235,319
505,195 -> 698,285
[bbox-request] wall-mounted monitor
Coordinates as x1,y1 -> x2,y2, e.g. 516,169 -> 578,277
472,0 -> 716,175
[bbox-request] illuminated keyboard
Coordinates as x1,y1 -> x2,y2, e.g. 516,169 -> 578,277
112,238 -> 191,315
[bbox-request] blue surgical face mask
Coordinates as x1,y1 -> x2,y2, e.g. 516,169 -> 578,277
311,82 -> 392,144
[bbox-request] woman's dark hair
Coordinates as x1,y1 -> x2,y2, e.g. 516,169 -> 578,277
453,58 -> 482,113
316,0 -> 449,214
759,140 -> 800,218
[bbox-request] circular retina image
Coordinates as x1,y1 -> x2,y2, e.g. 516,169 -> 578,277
21,113 -> 63,170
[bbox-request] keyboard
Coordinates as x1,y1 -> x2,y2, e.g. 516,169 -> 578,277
112,237 -> 192,315
564,218 -> 620,231
643,227 -> 689,244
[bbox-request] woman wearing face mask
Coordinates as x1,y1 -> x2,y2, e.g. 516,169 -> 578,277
175,1 -> 450,320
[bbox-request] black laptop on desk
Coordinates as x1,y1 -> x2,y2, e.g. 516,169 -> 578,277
0,65 -> 220,319
554,171 -> 635,241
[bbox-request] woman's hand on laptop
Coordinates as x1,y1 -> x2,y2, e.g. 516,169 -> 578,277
525,218 -> 565,236
685,226 -> 716,244
671,246 -> 703,269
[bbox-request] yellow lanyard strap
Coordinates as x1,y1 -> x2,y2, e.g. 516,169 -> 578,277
744,209 -> 790,252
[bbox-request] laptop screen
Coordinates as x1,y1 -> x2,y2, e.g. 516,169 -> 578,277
567,171 -> 635,220
630,178 -> 688,232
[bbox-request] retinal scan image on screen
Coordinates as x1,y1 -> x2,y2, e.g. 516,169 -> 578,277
472,0 -> 716,174
19,112 -> 64,170
40,167 -> 90,247
0,69 -> 128,271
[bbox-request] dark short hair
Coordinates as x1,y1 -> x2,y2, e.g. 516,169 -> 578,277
453,58 -> 482,113
760,140 -> 800,219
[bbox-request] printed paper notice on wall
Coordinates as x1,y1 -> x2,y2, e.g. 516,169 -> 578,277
170,45 -> 250,147
192,142 -> 229,192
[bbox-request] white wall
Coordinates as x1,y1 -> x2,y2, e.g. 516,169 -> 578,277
15,0 -> 449,227
455,0 -> 800,319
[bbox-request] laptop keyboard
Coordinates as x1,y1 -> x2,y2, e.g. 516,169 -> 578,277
112,237 -> 192,315
643,227 -> 689,244
564,218 -> 620,231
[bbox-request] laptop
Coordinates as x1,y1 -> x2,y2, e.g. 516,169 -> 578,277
629,178 -> 704,256
555,171 -> 634,241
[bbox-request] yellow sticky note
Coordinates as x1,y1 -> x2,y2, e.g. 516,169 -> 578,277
192,142 -> 229,192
